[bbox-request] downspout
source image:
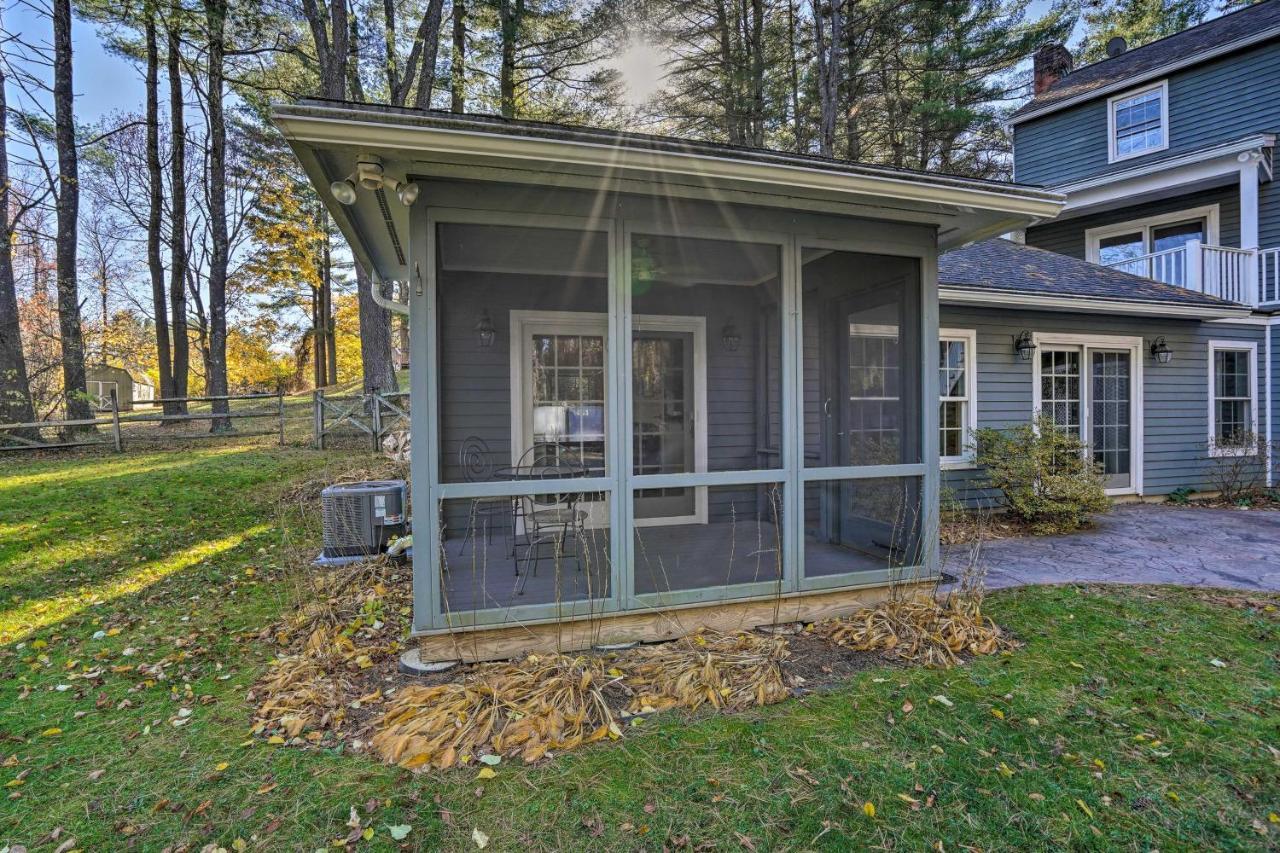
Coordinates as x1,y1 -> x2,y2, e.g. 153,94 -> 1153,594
370,269 -> 410,317
1268,318 -> 1274,487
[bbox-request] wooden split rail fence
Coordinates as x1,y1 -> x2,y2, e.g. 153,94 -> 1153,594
0,391 -> 286,454
312,389 -> 410,451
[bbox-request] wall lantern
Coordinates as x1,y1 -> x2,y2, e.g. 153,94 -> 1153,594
474,310 -> 496,348
1150,336 -> 1173,364
1014,330 -> 1035,361
721,321 -> 741,352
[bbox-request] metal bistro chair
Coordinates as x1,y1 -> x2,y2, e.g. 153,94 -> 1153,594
512,446 -> 591,595
458,437 -> 512,559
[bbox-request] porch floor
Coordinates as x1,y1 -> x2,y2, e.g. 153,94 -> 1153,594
438,520 -> 887,613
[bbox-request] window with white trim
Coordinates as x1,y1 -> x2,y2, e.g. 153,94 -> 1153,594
1108,81 -> 1168,162
1208,341 -> 1257,452
939,330 -> 976,465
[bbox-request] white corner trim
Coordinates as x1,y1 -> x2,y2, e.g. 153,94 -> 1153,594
1084,204 -> 1220,263
1206,339 -> 1260,456
1009,26 -> 1280,126
1107,80 -> 1170,165
939,328 -> 978,467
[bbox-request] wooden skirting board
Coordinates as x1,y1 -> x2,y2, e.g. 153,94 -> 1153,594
415,581 -> 922,663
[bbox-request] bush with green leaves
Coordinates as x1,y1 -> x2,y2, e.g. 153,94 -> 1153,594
974,415 -> 1110,534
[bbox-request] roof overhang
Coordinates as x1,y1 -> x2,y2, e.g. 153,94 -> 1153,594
1009,26 -> 1280,126
940,285 -> 1253,319
272,102 -> 1064,283
1045,134 -> 1274,221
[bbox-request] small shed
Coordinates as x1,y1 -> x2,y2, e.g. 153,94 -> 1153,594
273,102 -> 1064,662
85,364 -> 152,411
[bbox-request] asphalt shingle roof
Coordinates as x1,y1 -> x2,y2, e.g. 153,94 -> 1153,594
938,238 -> 1241,309
1011,1 -> 1280,121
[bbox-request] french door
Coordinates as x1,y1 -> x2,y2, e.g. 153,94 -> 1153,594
1039,344 -> 1135,493
515,312 -> 703,525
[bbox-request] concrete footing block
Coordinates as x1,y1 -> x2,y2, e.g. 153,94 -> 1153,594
399,648 -> 460,676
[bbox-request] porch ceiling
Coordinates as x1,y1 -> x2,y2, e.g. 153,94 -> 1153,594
272,100 -> 1064,285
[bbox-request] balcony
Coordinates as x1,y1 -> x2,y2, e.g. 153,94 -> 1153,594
1102,240 -> 1280,308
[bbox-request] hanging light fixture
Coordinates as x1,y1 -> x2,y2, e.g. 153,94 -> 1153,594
1150,336 -> 1173,364
474,310 -> 496,348
721,321 -> 741,352
1014,330 -> 1034,361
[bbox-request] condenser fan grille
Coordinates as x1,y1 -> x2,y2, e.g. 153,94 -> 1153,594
322,493 -> 372,551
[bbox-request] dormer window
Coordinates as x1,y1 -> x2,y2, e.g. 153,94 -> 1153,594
1108,81 -> 1168,162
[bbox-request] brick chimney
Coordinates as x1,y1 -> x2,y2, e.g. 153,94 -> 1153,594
1033,43 -> 1073,96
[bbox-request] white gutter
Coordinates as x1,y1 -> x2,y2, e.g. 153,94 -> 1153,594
1009,26 -> 1280,126
940,286 -> 1252,320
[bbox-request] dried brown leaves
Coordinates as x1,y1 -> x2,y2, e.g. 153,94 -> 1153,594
371,630 -> 791,772
817,595 -> 1017,668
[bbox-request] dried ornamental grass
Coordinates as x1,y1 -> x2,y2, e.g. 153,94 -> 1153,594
372,653 -> 617,770
818,596 -> 1016,668
371,630 -> 791,772
620,630 -> 791,714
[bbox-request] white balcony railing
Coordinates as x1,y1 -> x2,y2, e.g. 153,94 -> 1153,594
1103,240 -> 1269,307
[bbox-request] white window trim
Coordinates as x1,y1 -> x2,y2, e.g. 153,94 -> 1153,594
509,309 -> 709,527
1207,339 -> 1259,457
1084,204 -> 1220,264
1107,80 -> 1169,164
939,328 -> 977,470
1030,332 -> 1145,496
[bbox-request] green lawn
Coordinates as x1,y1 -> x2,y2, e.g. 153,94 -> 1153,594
1,443 -> 1277,850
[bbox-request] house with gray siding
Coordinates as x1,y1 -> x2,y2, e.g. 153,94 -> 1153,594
936,2 -> 1280,504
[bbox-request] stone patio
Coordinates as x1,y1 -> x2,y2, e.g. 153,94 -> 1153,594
943,504 -> 1280,592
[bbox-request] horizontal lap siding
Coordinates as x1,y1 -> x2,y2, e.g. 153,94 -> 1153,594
939,306 -> 1268,503
1014,42 -> 1280,187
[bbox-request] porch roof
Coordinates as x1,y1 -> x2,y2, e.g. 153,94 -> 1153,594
939,238 -> 1253,319
272,99 -> 1063,286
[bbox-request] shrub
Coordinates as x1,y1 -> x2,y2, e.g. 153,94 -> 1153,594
1166,486 -> 1195,506
974,414 -> 1110,535
1205,432 -> 1270,504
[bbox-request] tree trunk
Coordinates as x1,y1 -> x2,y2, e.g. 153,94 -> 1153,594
204,0 -> 231,431
451,0 -> 466,112
0,23 -> 36,433
356,264 -> 397,394
144,8 -> 175,415
168,22 -> 190,412
814,0 -> 842,157
412,0 -> 445,108
53,0 -> 91,428
324,232 -> 336,383
497,0 -> 522,118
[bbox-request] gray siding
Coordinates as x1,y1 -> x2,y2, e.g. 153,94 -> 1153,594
1014,41 -> 1280,187
939,306 -> 1268,502
1026,185 -> 1240,259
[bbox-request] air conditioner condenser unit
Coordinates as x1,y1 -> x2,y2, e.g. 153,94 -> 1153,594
316,479 -> 409,565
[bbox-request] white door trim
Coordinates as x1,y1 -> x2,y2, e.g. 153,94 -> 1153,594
1031,332 -> 1145,496
1084,204 -> 1220,264
509,308 -> 709,526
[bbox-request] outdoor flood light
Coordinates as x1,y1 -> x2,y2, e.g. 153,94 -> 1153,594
330,178 -> 357,205
475,310 -> 496,348
396,181 -> 420,206
1014,330 -> 1034,361
1150,336 -> 1173,364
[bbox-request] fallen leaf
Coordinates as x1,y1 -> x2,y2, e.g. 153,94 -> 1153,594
472,828 -> 490,848
41,728 -> 62,737
1077,799 -> 1094,818
863,802 -> 876,818
387,824 -> 412,840
478,755 -> 501,766
476,767 -> 497,780
931,695 -> 953,708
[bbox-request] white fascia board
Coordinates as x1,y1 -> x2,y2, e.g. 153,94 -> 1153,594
1048,135 -> 1275,220
939,286 -> 1252,319
1009,28 -> 1280,126
274,110 -> 1064,222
